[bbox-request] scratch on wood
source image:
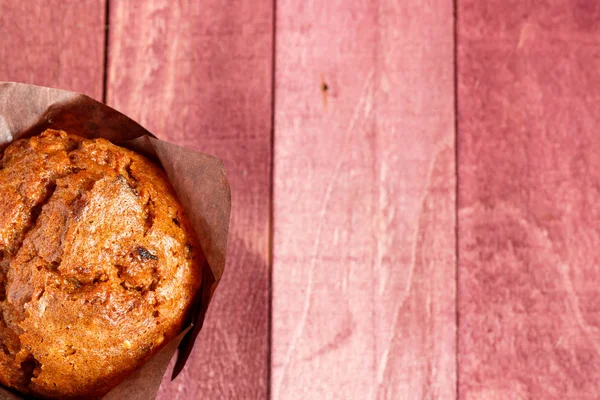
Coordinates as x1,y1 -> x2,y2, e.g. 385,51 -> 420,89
517,21 -> 533,49
298,316 -> 356,363
557,262 -> 600,357
374,145 -> 453,392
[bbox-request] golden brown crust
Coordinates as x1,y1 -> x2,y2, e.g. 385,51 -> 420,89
0,130 -> 202,399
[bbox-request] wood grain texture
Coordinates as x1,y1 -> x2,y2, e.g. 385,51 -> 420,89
106,1 -> 273,398
273,0 -> 456,399
458,1 -> 600,398
0,0 -> 106,99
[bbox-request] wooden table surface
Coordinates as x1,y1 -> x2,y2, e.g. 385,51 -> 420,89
1,0 -> 599,399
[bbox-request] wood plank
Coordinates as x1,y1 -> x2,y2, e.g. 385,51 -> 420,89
106,0 -> 273,398
272,0 -> 456,398
458,1 -> 600,398
0,0 -> 106,99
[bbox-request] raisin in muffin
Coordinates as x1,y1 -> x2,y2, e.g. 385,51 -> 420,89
0,130 -> 202,399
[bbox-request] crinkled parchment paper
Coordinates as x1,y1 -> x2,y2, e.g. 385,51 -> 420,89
0,82 -> 231,400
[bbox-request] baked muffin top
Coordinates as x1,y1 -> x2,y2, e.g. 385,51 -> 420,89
0,130 -> 202,399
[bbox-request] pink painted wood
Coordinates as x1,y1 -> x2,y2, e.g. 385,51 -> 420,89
272,0 -> 456,398
106,0 -> 273,398
458,1 -> 600,398
0,0 -> 106,99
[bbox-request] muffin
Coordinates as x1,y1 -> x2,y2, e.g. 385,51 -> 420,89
0,130 -> 203,399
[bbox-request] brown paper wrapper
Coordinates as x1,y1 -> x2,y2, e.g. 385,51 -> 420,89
0,82 -> 231,400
